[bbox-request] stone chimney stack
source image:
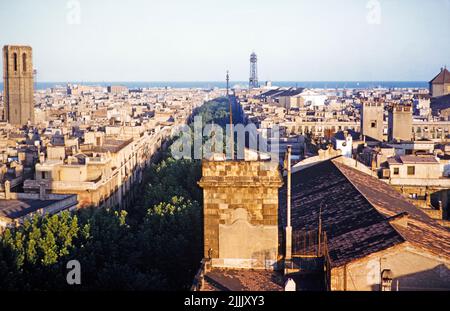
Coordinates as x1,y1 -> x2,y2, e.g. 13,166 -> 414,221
39,152 -> 45,164
4,180 -> 11,200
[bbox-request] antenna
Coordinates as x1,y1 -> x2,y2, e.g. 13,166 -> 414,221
226,70 -> 229,97
318,204 -> 323,256
227,71 -> 234,160
285,145 -> 292,261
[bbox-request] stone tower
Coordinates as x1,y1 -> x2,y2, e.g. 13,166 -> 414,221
361,101 -> 384,141
388,104 -> 413,142
198,160 -> 283,269
3,45 -> 35,126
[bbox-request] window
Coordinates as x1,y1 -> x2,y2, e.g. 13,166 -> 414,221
13,53 -> 17,71
393,167 -> 399,175
381,269 -> 394,291
41,172 -> 46,179
22,53 -> 27,72
371,120 -> 377,128
407,166 -> 415,175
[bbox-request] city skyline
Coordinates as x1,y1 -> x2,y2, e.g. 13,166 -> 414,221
0,0 -> 449,82
1,0 -> 450,297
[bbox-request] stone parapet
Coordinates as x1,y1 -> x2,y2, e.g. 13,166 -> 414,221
199,160 -> 283,269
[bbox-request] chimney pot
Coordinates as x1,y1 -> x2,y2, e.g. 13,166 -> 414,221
4,180 -> 11,200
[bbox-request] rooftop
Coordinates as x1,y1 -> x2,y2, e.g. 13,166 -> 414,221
0,198 -> 61,219
279,158 -> 450,268
202,268 -> 284,291
430,68 -> 450,84
335,161 -> 450,260
387,155 -> 438,165
91,138 -> 132,153
334,129 -> 360,141
258,87 -> 305,99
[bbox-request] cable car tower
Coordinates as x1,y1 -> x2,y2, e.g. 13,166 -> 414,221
249,52 -> 259,89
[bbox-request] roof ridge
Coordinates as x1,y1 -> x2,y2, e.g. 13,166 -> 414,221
430,67 -> 450,84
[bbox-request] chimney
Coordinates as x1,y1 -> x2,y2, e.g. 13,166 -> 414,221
39,152 -> 45,164
438,201 -> 444,219
4,180 -> 11,200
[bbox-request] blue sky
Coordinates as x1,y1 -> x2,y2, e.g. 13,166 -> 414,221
0,0 -> 449,82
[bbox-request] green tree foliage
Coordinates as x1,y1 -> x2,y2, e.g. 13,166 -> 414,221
193,97 -> 231,128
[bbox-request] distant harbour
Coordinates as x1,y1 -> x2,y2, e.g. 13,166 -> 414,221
0,81 -> 429,91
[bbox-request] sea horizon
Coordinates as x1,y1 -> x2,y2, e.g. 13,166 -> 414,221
0,81 -> 430,91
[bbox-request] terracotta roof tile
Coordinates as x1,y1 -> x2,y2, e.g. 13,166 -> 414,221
279,160 -> 404,268
203,269 -> 284,291
334,160 -> 450,260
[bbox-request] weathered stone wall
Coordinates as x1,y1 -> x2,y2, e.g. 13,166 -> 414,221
199,160 -> 283,269
361,103 -> 384,141
431,83 -> 450,97
330,243 -> 450,291
388,106 -> 413,142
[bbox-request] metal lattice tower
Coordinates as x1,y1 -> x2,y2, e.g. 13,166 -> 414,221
226,70 -> 229,96
249,52 -> 259,89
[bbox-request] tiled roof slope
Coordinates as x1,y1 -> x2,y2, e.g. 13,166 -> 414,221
280,158 -> 450,268
334,160 -> 450,261
430,68 -> 450,84
279,159 -> 404,267
203,269 -> 284,291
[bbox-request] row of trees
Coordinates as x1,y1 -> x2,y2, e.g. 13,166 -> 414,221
0,98 -> 228,290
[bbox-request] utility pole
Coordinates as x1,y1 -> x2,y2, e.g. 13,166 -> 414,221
285,145 -> 292,261
318,205 -> 322,256
227,71 -> 234,160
